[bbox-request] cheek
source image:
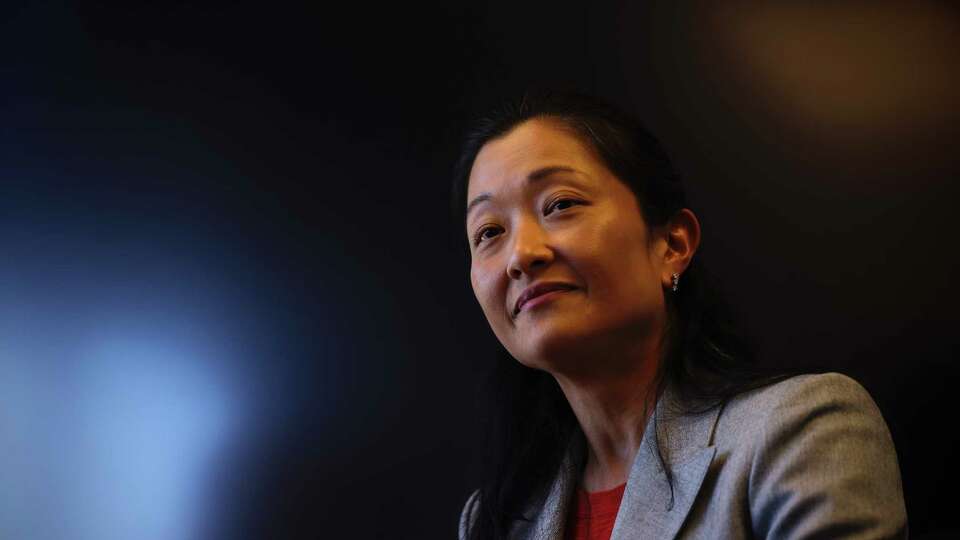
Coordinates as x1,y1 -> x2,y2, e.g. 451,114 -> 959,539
470,265 -> 502,313
578,231 -> 655,308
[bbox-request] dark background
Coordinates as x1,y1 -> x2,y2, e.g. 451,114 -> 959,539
2,1 -> 957,538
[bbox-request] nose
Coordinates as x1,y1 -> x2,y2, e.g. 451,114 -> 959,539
506,217 -> 554,280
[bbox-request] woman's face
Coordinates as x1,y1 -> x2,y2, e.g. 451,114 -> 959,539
466,118 -> 674,373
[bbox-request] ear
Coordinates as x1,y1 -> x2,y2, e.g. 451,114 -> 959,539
659,208 -> 701,289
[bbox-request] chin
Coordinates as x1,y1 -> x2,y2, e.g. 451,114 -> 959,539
510,325 -> 596,370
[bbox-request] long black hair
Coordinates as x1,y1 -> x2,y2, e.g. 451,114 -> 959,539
452,90 -> 794,540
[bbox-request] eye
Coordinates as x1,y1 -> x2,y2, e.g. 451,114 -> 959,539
473,225 -> 503,246
544,197 -> 584,215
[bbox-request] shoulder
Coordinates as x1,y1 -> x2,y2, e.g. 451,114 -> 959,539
715,371 -> 897,468
716,372 -> 883,439
728,371 -> 877,415
714,372 -> 908,538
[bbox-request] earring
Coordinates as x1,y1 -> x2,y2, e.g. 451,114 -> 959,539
672,272 -> 680,292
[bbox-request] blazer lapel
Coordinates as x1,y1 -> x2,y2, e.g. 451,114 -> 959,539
610,388 -> 721,540
609,442 -> 716,539
516,386 -> 721,540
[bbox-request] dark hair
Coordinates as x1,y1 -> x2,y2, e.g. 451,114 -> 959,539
452,90 -> 793,540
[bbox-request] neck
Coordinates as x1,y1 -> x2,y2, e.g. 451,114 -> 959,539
551,337 -> 662,493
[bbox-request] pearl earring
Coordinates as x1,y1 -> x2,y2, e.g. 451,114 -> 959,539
672,272 -> 680,292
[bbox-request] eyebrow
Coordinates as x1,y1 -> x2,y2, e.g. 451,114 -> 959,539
465,165 -> 581,221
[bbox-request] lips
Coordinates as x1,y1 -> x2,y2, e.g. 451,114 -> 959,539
513,282 -> 577,316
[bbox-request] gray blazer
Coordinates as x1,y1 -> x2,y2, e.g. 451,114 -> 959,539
459,373 -> 907,539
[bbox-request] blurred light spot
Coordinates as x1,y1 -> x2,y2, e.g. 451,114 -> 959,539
709,1 -> 960,135
0,303 -> 240,540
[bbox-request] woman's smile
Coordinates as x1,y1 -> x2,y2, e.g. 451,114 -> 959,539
515,287 -> 577,316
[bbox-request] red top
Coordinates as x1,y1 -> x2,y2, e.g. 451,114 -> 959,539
563,482 -> 627,540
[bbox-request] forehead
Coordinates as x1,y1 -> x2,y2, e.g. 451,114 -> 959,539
467,118 -> 602,197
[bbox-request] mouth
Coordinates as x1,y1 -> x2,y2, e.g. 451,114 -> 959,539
513,284 -> 577,317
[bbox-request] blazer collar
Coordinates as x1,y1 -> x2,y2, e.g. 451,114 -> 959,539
514,383 -> 722,540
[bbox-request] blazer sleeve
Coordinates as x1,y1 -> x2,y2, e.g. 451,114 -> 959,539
459,489 -> 480,540
748,373 -> 908,539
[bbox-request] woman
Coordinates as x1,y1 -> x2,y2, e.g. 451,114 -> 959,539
453,91 -> 907,539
